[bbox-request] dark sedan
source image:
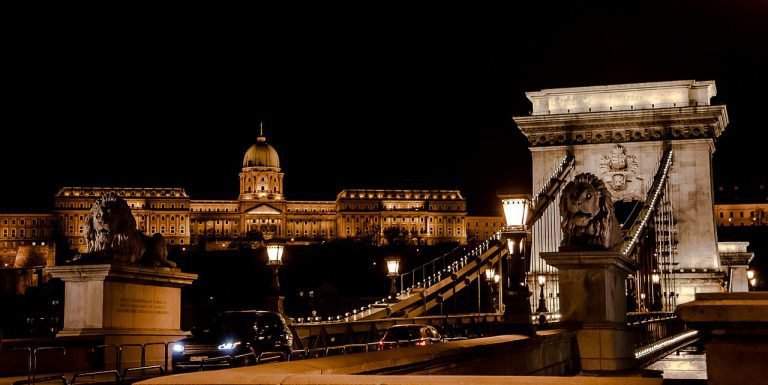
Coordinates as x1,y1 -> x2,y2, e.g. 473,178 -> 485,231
378,324 -> 442,349
171,310 -> 293,371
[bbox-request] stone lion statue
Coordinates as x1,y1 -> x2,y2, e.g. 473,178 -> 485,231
559,173 -> 623,250
82,192 -> 176,267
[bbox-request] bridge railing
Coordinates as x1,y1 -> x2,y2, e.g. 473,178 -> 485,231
302,234 -> 505,323
621,148 -> 673,257
398,245 -> 466,293
627,311 -> 697,363
291,313 -> 506,349
399,234 -> 501,293
3,340 -> 173,385
526,154 -> 575,228
525,154 -> 576,317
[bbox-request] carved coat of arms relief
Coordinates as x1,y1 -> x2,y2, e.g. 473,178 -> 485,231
599,144 -> 644,202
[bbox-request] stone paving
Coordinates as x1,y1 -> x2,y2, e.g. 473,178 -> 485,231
645,349 -> 706,382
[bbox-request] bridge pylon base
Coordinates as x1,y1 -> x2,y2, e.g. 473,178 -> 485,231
541,250 -> 638,372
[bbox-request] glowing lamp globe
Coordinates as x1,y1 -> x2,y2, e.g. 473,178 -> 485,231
502,197 -> 530,228
266,244 -> 284,265
386,257 -> 400,276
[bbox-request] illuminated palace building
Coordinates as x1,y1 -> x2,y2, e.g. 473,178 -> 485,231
0,134 -> 505,262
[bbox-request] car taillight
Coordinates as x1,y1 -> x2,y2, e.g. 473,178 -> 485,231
415,340 -> 427,346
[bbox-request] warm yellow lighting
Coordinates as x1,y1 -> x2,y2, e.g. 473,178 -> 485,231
386,257 -> 400,276
502,197 -> 529,227
651,273 -> 660,284
266,244 -> 284,265
747,270 -> 755,280
750,278 -> 757,287
484,268 -> 496,281
537,275 -> 546,286
507,239 -> 515,254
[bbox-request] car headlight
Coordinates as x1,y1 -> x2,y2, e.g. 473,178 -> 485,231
171,343 -> 184,353
217,341 -> 241,350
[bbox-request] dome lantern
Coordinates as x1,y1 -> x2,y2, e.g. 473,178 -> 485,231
242,125 -> 280,169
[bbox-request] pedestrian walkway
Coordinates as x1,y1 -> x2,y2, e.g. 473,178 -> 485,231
644,347 -> 706,382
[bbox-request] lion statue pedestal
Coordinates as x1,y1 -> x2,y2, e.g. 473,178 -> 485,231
46,264 -> 197,368
46,192 -> 197,370
46,263 -> 197,370
541,173 -> 638,372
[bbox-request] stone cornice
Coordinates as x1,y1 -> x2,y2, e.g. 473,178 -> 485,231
46,264 -> 198,287
514,105 -> 728,147
540,250 -> 637,274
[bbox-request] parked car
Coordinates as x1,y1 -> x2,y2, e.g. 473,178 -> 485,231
171,310 -> 293,371
378,324 -> 442,349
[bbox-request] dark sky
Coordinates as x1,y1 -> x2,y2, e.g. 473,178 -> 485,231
2,2 -> 767,215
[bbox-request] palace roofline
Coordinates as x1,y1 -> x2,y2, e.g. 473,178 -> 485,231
287,200 -> 337,205
190,200 -> 239,204
337,189 -> 464,200
56,186 -> 189,198
0,212 -> 56,216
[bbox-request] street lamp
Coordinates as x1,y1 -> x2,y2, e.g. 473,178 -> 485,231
266,243 -> 285,314
650,272 -> 661,311
499,194 -> 533,328
536,274 -> 548,312
502,198 -> 529,230
386,257 -> 400,301
267,244 -> 284,266
483,268 -> 498,313
747,270 -> 757,290
484,268 -> 496,282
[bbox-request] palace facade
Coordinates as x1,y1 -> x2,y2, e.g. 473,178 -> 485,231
1,134 -> 503,265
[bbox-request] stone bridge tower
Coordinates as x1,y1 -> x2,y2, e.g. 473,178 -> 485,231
514,80 -> 729,305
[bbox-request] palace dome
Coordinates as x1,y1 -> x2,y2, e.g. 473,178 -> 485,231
242,137 -> 280,169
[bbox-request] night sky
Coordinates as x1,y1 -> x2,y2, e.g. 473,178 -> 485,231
2,2 -> 767,216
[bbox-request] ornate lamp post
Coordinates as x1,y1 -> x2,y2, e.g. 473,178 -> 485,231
484,268 -> 499,313
651,272 -> 661,311
385,257 -> 400,301
499,195 -> 533,328
536,274 -> 548,309
266,243 -> 285,314
536,274 -> 548,325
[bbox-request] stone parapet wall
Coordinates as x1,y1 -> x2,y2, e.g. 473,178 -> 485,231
139,331 -> 583,384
